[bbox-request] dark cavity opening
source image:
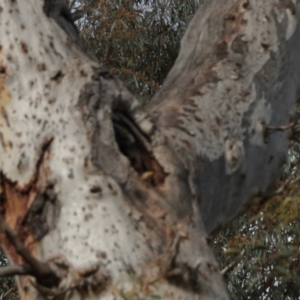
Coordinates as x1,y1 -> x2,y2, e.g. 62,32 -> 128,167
112,110 -> 165,185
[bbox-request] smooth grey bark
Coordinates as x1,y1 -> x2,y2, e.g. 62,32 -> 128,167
0,0 -> 299,299
148,0 -> 300,233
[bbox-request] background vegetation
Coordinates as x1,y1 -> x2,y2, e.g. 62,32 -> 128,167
0,251 -> 19,300
76,0 -> 202,102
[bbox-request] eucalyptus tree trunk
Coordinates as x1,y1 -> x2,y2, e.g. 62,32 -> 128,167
0,0 -> 300,299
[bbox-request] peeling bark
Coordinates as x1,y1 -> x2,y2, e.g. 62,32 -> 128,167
0,0 -> 299,299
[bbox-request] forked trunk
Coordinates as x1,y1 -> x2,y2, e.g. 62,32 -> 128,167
0,0 -> 300,299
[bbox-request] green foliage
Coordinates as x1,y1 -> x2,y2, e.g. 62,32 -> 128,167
76,0 -> 202,100
213,181 -> 300,300
0,250 -> 19,300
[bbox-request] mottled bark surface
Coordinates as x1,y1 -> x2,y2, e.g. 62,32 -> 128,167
0,0 -> 299,299
149,0 -> 300,233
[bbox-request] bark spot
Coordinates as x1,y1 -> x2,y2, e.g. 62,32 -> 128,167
242,0 -> 250,9
28,80 -> 34,88
261,42 -> 270,50
96,251 -> 107,259
20,41 -> 28,53
84,213 -> 93,221
80,69 -> 88,77
90,186 -> 102,194
0,65 -> 6,75
268,155 -> 274,164
215,41 -> 228,60
50,70 -> 64,82
224,14 -> 236,21
215,116 -> 221,126
202,69 -> 219,84
37,63 -> 46,72
231,35 -> 248,54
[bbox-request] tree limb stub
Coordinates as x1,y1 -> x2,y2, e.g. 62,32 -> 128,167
0,0 -> 299,299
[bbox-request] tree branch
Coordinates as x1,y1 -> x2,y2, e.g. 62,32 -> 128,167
0,264 -> 32,277
0,216 -> 60,286
221,249 -> 245,275
147,0 -> 300,234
